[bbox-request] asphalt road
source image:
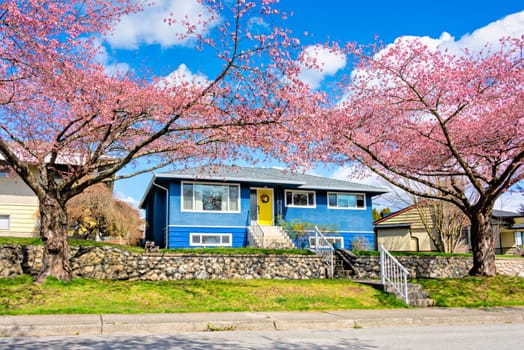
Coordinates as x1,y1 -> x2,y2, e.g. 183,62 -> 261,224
0,323 -> 522,349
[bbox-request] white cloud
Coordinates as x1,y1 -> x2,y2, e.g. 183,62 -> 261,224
157,63 -> 209,89
106,0 -> 219,49
342,11 -> 524,104
115,191 -> 140,209
103,62 -> 131,77
92,38 -> 131,76
387,11 -> 524,55
495,190 -> 523,213
440,11 -> 524,53
298,45 -> 347,89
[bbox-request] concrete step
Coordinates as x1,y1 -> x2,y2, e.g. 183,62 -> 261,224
384,283 -> 435,307
356,280 -> 434,307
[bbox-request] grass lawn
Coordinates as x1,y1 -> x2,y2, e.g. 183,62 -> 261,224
0,276 -> 405,315
414,275 -> 524,307
0,236 -> 313,255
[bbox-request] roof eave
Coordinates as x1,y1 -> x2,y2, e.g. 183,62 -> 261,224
155,173 -> 305,186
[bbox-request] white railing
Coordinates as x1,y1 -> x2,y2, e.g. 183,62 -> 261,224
380,245 -> 409,304
250,223 -> 265,248
313,226 -> 334,278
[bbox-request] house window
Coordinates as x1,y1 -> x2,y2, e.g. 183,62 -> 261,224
515,232 -> 523,246
309,236 -> 343,249
285,190 -> 315,208
328,192 -> 366,209
190,233 -> 232,246
182,182 -> 240,212
0,215 -> 9,230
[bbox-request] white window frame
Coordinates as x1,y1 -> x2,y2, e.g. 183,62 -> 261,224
327,192 -> 366,210
515,232 -> 523,246
181,181 -> 241,213
309,236 -> 343,249
0,215 -> 9,230
284,190 -> 316,208
190,233 -> 232,247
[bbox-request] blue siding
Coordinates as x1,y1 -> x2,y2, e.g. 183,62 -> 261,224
168,226 -> 248,248
144,187 -> 167,247
144,179 -> 377,250
281,190 -> 374,233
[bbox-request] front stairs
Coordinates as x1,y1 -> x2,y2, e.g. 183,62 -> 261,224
333,249 -> 434,307
248,225 -> 295,249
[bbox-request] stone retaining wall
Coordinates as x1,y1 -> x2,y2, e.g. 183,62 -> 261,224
1,245 -> 523,280
351,255 -> 524,279
0,245 -> 326,280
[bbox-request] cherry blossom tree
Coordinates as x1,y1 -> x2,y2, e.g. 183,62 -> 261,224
0,0 -> 322,281
324,37 -> 523,276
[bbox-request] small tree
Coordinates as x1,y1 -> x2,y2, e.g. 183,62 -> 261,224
372,207 -> 391,221
67,184 -> 143,245
413,199 -> 469,253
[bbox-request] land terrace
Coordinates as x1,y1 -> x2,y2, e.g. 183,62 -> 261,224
139,166 -> 388,250
1,243 -> 523,281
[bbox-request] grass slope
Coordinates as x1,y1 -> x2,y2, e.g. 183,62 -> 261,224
415,275 -> 524,307
0,276 -> 405,315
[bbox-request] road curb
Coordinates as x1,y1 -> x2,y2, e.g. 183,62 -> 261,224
1,307 -> 523,337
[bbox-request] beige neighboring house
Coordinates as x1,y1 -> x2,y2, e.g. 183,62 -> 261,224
375,205 -> 524,255
0,167 -> 39,238
492,210 -> 524,255
374,205 -> 443,252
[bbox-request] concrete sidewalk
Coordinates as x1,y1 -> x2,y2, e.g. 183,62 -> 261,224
1,307 -> 523,337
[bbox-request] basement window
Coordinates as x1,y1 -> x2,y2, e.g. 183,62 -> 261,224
190,233 -> 232,247
0,215 -> 9,230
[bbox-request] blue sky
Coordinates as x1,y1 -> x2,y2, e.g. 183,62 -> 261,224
107,0 -> 524,212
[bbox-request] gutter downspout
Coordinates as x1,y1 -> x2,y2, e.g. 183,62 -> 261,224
408,227 -> 420,252
153,182 -> 169,249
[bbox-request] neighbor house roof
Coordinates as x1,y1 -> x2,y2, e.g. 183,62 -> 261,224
375,206 -> 523,226
492,209 -> 522,218
139,165 -> 388,208
373,205 -> 416,225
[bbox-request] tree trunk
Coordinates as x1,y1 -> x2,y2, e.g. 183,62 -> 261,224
468,210 -> 497,276
36,195 -> 71,283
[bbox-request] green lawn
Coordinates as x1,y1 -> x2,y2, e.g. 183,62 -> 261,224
2,274 -> 524,315
414,275 -> 524,307
0,276 -> 405,315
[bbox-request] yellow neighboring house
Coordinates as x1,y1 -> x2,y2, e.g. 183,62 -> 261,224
492,211 -> 524,255
374,206 -> 524,255
0,168 -> 39,237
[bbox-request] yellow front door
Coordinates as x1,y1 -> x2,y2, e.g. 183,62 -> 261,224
257,189 -> 273,225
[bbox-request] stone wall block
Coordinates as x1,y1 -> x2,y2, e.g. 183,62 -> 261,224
2,244 -> 522,281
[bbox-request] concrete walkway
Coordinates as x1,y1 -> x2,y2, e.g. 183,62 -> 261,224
1,307 -> 524,337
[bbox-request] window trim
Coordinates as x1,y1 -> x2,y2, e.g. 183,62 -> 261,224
327,192 -> 366,210
0,215 -> 9,230
284,189 -> 316,208
309,236 -> 343,249
181,181 -> 241,213
190,233 -> 233,247
515,231 -> 523,246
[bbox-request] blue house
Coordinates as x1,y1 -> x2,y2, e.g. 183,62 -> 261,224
139,166 -> 387,250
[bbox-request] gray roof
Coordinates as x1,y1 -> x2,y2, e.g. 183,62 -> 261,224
155,165 -> 389,194
492,209 -> 522,218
